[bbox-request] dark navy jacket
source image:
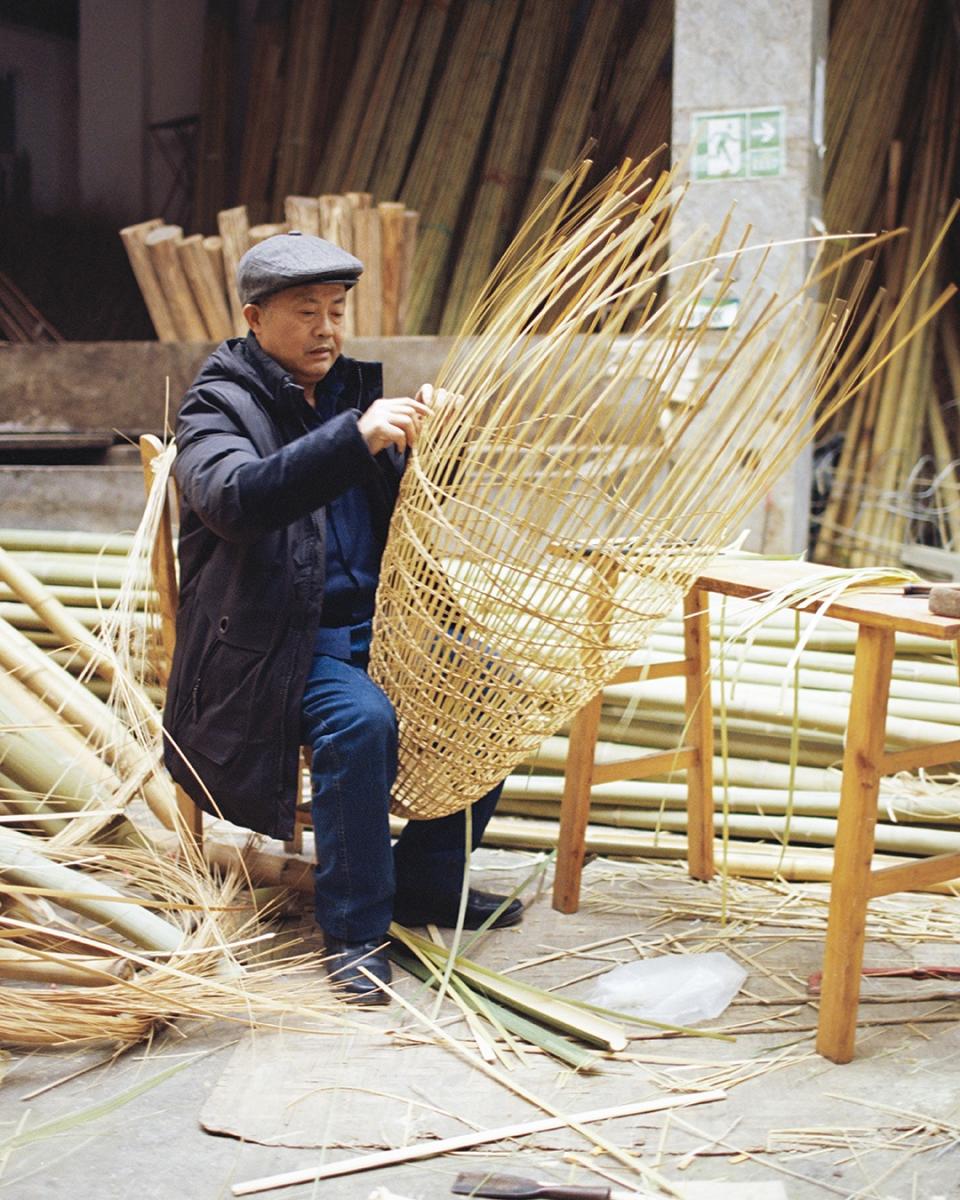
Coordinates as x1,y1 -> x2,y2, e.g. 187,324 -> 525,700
163,333 -> 403,839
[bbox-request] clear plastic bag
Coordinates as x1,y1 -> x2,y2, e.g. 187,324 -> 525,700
589,951 -> 747,1025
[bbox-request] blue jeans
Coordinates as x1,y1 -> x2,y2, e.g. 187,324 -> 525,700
300,648 -> 503,941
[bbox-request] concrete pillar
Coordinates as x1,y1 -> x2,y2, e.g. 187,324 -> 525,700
672,0 -> 829,553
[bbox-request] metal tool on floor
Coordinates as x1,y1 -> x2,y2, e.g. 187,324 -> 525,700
451,1172 -> 640,1200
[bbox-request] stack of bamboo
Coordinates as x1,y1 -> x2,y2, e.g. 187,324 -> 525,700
4,528 -> 960,889
812,0 -> 960,568
120,193 -> 418,344
188,0 -> 673,335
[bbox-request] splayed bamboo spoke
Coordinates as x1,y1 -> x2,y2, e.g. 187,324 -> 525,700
370,159 -> 946,819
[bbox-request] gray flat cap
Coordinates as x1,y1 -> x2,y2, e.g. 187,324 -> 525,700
237,232 -> 363,304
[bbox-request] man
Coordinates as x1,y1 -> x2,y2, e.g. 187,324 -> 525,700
163,232 -> 520,1004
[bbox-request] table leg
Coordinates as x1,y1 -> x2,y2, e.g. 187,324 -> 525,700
816,624 -> 895,1063
684,586 -> 715,881
553,692 -> 602,913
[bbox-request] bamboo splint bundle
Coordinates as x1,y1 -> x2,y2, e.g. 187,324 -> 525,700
370,157 -> 953,820
120,194 -> 418,343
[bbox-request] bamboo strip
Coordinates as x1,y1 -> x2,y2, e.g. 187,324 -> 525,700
231,1091 -> 726,1196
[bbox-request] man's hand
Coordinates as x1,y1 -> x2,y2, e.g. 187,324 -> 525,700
357,395 -> 430,455
417,384 -> 465,428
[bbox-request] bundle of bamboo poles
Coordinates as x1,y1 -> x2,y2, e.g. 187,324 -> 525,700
812,0 -> 959,568
120,192 -> 418,343
4,527 -> 960,891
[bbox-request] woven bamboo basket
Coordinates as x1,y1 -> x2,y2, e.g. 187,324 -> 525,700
370,157 -> 942,821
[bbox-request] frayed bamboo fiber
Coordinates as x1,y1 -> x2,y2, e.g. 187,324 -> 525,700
370,157 -> 949,818
367,0 -> 451,203
402,0 -> 522,333
236,0 -> 290,225
440,0 -> 561,334
311,0 -> 399,193
271,0 -> 332,210
217,205 -> 251,336
119,219 -> 176,342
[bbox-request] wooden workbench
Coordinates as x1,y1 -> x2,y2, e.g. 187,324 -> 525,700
554,557 -> 960,1063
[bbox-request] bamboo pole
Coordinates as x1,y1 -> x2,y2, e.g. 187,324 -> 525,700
272,0 -> 332,210
248,222 -> 289,245
177,234 -> 233,342
284,195 -> 320,235
237,0 -> 290,223
318,193 -> 356,336
378,201 -> 405,336
351,203 -> 381,337
144,226 -> 209,343
119,219 -> 177,342
217,206 -> 251,335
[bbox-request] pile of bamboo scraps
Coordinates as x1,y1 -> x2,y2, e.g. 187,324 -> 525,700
120,192 -> 418,344
0,534 -> 352,1047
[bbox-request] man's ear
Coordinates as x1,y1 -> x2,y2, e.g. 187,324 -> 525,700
242,302 -> 262,334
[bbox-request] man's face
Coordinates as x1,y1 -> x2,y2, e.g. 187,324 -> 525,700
243,283 -> 347,396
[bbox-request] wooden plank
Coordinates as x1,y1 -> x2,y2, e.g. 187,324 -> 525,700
696,559 -> 960,639
592,747 -> 696,785
816,625 -> 896,1064
880,738 -> 960,774
684,586 -> 716,881
119,218 -> 177,343
868,851 -> 960,899
552,692 -> 602,914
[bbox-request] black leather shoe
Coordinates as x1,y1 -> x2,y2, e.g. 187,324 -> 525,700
392,888 -> 523,930
323,935 -> 391,1005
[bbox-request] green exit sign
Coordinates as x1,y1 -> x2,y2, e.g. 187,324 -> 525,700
692,107 -> 786,181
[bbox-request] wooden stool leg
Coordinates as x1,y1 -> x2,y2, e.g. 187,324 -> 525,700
175,782 -> 204,848
553,692 -> 602,913
683,586 -> 714,881
816,624 -> 895,1063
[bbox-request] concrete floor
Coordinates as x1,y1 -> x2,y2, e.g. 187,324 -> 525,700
2,851 -> 959,1200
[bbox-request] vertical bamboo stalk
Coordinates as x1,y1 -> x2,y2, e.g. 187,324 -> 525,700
272,0 -> 332,209
119,219 -> 177,343
202,235 -> 229,313
249,223 -> 289,244
237,0 -> 290,224
217,206 -> 251,335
